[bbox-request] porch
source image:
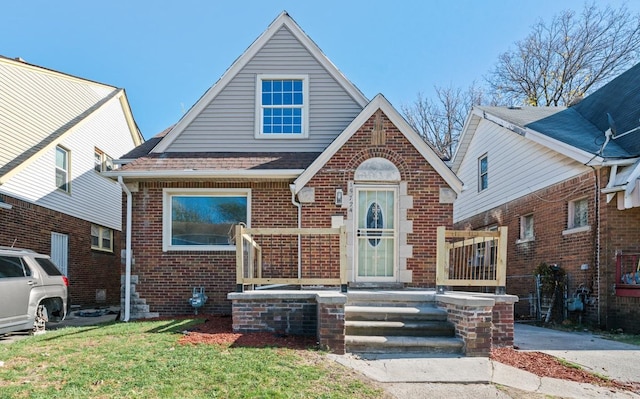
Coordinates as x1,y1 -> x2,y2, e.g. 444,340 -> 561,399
228,226 -> 517,356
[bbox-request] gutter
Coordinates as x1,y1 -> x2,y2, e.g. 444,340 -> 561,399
117,176 -> 132,322
103,169 -> 304,180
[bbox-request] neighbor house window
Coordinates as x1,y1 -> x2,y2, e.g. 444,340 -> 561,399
91,224 -> 113,252
256,75 -> 308,138
163,189 -> 250,251
568,198 -> 588,229
520,214 -> 534,241
55,146 -> 70,192
94,149 -> 113,173
478,154 -> 488,191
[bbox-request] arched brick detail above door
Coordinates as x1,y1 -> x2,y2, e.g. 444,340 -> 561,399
342,148 -> 412,183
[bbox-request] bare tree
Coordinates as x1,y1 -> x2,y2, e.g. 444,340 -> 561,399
402,83 -> 484,160
488,3 -> 640,106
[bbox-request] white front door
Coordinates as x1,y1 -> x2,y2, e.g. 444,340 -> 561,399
354,186 -> 397,281
50,232 -> 68,275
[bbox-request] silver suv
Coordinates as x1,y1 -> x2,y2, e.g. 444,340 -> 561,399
0,247 -> 68,335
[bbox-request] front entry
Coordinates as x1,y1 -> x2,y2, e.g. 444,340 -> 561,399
355,186 -> 397,281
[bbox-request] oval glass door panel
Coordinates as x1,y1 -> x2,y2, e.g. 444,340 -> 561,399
356,189 -> 396,279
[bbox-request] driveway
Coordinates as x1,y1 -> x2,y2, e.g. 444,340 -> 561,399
515,323 -> 640,384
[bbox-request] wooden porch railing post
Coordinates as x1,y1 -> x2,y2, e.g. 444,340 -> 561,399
236,225 -> 244,292
495,226 -> 508,294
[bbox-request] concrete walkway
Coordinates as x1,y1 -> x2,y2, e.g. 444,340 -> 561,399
328,323 -> 640,398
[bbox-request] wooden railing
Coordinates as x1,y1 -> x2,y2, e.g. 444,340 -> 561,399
436,227 -> 508,294
235,226 -> 347,292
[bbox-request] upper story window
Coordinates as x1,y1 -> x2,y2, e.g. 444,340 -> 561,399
91,224 -> 113,252
55,146 -> 70,193
94,149 -> 113,173
478,154 -> 488,191
256,74 -> 308,138
163,188 -> 250,252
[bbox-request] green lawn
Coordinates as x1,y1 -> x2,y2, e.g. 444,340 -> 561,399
0,319 -> 383,399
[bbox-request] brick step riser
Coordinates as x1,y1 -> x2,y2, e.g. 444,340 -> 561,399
346,324 -> 455,337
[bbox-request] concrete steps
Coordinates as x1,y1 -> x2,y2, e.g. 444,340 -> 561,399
345,291 -> 463,355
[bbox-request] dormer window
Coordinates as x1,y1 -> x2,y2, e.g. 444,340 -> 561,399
256,74 -> 308,138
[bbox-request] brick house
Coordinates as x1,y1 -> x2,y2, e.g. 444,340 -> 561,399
0,56 -> 143,306
451,63 -> 640,332
108,12 -> 462,320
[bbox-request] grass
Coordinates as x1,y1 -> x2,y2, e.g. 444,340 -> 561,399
0,319 -> 383,399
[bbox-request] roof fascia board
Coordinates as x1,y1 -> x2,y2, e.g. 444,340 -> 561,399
450,108 -> 482,173
0,90 -> 123,184
104,169 -> 304,180
0,56 -> 116,92
480,109 -> 601,165
151,12 -> 368,154
116,90 -> 144,146
293,94 -> 463,194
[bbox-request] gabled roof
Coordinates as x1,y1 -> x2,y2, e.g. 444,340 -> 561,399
293,94 -> 463,194
526,61 -> 640,159
151,11 -> 369,153
0,56 -> 143,183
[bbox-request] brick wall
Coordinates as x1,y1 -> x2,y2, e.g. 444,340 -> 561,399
303,110 -> 453,287
1,193 -> 122,306
455,168 -> 640,333
125,181 -> 298,316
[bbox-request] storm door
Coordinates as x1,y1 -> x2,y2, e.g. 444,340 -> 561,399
355,186 -> 397,281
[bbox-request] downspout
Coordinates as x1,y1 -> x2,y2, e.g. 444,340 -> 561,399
589,166 -> 602,327
290,184 -> 302,278
118,176 -> 132,322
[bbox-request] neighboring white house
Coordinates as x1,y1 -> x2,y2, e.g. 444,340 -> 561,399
0,55 -> 143,306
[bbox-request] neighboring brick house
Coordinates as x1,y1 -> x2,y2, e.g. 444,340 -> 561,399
0,56 -> 143,307
451,63 -> 640,332
108,12 -> 462,320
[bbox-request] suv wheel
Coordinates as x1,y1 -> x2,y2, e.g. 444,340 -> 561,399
33,304 -> 48,333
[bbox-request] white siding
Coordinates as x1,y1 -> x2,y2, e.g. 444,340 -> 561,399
453,119 -> 590,222
0,98 -> 135,230
168,26 -> 363,152
0,61 -> 114,168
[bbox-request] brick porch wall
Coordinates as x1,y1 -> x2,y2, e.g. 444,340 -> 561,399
437,293 -> 518,357
228,291 -> 346,354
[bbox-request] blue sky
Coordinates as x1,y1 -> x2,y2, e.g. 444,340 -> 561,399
3,1 -> 638,140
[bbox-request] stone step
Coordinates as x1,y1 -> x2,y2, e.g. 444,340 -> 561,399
346,291 -> 437,306
345,320 -> 455,337
345,335 -> 464,354
345,305 -> 448,322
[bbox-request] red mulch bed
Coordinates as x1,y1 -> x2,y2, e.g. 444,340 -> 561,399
175,314 -> 318,349
491,347 -> 640,393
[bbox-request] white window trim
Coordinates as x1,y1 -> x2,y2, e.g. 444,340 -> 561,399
478,154 -> 488,192
94,148 -> 113,173
91,224 -> 113,252
255,74 -> 309,139
516,214 -> 535,243
162,188 -> 251,252
55,145 -> 70,193
567,197 -> 589,228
